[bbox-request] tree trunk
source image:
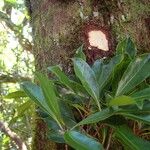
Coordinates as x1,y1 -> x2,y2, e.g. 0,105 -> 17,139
27,0 -> 150,149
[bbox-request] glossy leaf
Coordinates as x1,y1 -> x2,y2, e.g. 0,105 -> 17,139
59,100 -> 76,128
35,73 -> 62,124
118,101 -> 150,114
74,45 -> 86,61
21,81 -> 52,115
74,101 -> 150,127
111,55 -> 131,92
120,113 -> 150,125
92,59 -> 103,80
73,58 -> 100,110
48,65 -> 85,94
114,125 -> 150,150
44,116 -> 61,131
130,87 -> 150,101
97,55 -> 123,91
116,54 -> 150,96
48,130 -> 65,143
75,108 -> 115,127
64,130 -> 103,150
117,102 -> 150,125
109,95 -> 136,106
116,37 -> 137,59
48,65 -> 73,88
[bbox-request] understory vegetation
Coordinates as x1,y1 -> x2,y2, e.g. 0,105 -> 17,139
22,38 -> 150,150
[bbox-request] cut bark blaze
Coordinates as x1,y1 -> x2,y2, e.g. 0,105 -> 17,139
88,30 -> 109,51
81,22 -> 114,63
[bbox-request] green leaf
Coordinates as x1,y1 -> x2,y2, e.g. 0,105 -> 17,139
130,87 -> 150,101
118,101 -> 150,114
48,130 -> 65,143
116,54 -> 150,96
44,116 -> 61,131
21,81 -> 51,115
116,101 -> 150,124
120,113 -> 150,125
5,0 -> 16,4
64,130 -> 104,150
75,101 -> 150,126
92,59 -> 103,81
109,95 -> 136,106
48,65 -> 85,94
135,101 -> 144,110
73,58 -> 100,110
16,100 -> 33,117
73,102 -> 150,128
48,65 -> 73,88
75,108 -> 115,127
59,100 -> 76,128
130,88 -> 150,109
114,125 -> 150,150
5,91 -> 27,99
97,55 -> 123,92
74,45 -> 86,61
35,73 -> 62,125
116,37 -> 137,59
9,101 -> 33,124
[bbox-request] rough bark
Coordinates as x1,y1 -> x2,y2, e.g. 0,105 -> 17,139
27,0 -> 150,149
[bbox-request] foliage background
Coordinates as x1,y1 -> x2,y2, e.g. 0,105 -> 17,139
0,0 -> 34,149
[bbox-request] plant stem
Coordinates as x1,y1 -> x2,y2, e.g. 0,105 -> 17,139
105,128 -> 113,150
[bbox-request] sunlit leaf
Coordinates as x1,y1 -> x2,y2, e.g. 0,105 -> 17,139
109,95 -> 136,106
5,0 -> 16,4
5,91 -> 27,99
16,100 -> 33,117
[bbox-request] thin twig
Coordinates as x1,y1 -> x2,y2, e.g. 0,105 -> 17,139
106,128 -> 113,150
0,121 -> 27,150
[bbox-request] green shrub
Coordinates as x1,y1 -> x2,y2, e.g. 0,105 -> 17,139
21,37 -> 150,150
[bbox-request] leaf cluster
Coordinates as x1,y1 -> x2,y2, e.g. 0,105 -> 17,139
21,37 -> 150,150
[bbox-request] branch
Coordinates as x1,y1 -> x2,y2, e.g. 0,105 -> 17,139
0,73 -> 31,83
0,121 -> 27,150
0,11 -> 33,53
